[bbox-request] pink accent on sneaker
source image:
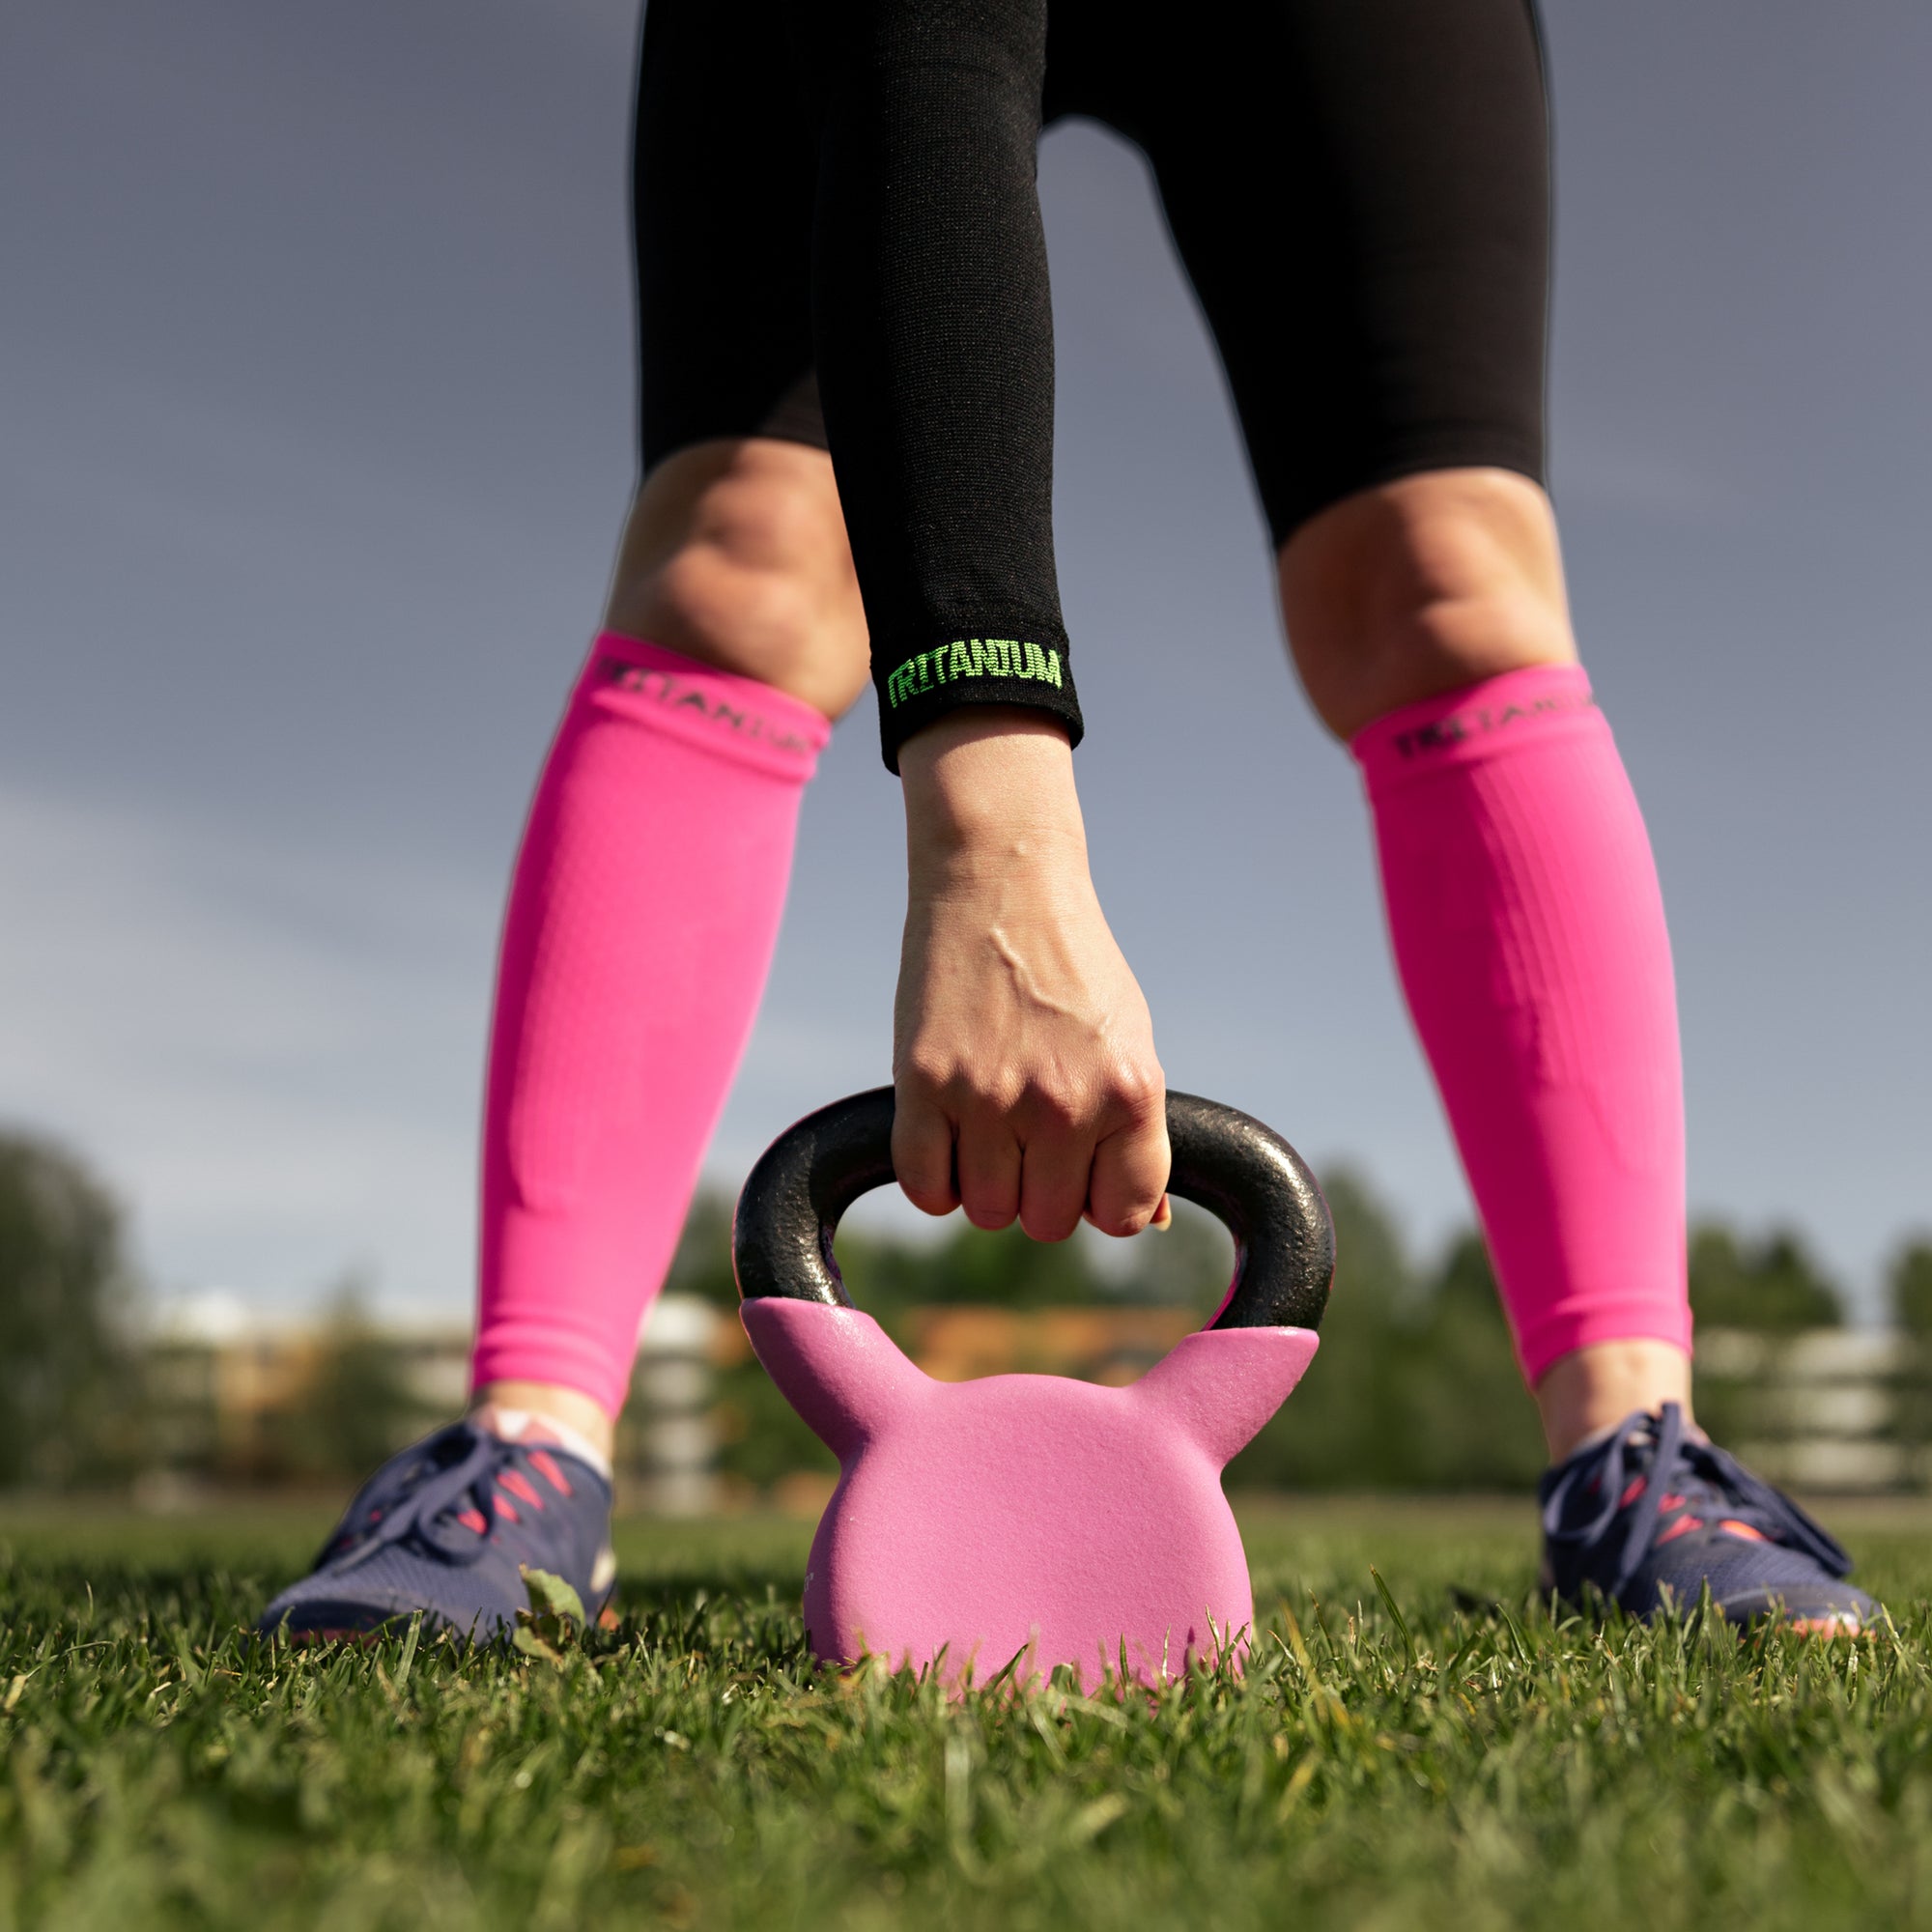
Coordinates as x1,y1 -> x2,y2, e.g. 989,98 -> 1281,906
499,1470 -> 545,1510
457,1508 -> 489,1535
1620,1476 -> 1647,1508
527,1451 -> 573,1497
470,635 -> 829,1416
742,1298 -> 1320,1690
1351,666 -> 1691,1382
493,1494 -> 521,1524
1654,1515 -> 1699,1547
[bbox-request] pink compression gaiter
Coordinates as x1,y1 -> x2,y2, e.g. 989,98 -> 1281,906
1350,665 -> 1690,1382
470,634 -> 829,1416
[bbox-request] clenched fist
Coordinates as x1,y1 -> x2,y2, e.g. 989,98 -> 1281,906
893,710 -> 1169,1241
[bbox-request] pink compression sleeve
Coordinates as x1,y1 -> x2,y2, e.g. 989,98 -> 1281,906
1350,664 -> 1690,1382
470,634 -> 829,1415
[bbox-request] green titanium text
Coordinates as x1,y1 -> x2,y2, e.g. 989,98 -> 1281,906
885,638 -> 1065,708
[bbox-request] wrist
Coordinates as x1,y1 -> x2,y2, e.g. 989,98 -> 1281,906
900,709 -> 1087,871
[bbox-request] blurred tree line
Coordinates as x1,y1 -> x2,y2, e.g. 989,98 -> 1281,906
661,1188 -> 1260,1489
4,1122 -> 1931,1494
0,1130 -> 430,1491
0,1131 -> 140,1487
669,1178 -> 1574,1491
666,1176 -> 1932,1494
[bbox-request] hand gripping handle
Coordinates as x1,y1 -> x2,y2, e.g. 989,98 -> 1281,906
732,1088 -> 1333,1331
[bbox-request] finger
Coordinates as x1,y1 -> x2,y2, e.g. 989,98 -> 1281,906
892,1084 -> 959,1217
1017,1117 -> 1094,1244
955,1106 -> 1022,1231
1083,1192 -> 1170,1232
1086,1106 -> 1171,1237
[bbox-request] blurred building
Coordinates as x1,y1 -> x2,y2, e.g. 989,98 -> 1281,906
139,1292 -> 733,1512
1696,1328 -> 1918,1492
906,1306 -> 1199,1385
132,1295 -> 1932,1505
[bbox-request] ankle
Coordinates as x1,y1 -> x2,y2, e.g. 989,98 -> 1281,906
469,1380 -> 617,1470
1534,1340 -> 1693,1464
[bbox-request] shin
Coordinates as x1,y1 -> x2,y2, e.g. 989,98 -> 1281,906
469,442 -> 867,1442
1287,473 -> 1694,1461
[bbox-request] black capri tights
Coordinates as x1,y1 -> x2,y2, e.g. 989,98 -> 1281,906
634,0 -> 1550,767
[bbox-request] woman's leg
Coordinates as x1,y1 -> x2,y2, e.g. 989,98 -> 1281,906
1284,474 -> 1871,1627
470,0 -> 871,1453
257,0 -> 867,1634
1116,0 -> 1870,1626
1121,0 -> 1687,1455
469,438 -> 870,1459
1278,469 -> 1691,1462
257,444 -> 867,1639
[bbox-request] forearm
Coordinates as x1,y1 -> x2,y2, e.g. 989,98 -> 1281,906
786,2 -> 1155,1230
787,0 -> 1084,769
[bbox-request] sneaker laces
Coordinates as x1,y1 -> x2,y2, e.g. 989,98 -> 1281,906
317,1421 -> 564,1574
1541,1402 -> 1853,1604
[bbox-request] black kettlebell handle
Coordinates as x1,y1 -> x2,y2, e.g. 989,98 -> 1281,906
733,1088 -> 1333,1331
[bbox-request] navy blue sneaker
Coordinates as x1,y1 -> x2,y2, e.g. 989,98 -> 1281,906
257,1419 -> 615,1642
1540,1404 -> 1880,1633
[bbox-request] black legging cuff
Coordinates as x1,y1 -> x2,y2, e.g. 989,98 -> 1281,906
874,632 -> 1083,770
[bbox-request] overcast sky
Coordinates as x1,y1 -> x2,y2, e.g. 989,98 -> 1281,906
4,1 -> 1927,1321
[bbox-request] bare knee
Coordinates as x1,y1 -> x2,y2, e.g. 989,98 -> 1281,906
1278,469 -> 1577,743
604,439 -> 872,720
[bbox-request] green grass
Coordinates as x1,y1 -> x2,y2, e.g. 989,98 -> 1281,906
5,1498 -> 1932,1929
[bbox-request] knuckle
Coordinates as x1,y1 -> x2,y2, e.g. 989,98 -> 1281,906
906,1054 -> 1024,1120
1024,1079 -> 1086,1133
1091,1142 -> 1167,1228
896,1051 -> 957,1098
1108,1058 -> 1166,1118
980,1070 -> 1029,1118
891,1107 -> 943,1154
937,1071 -> 1020,1125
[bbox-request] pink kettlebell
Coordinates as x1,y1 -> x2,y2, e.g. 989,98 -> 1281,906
734,1089 -> 1334,1690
